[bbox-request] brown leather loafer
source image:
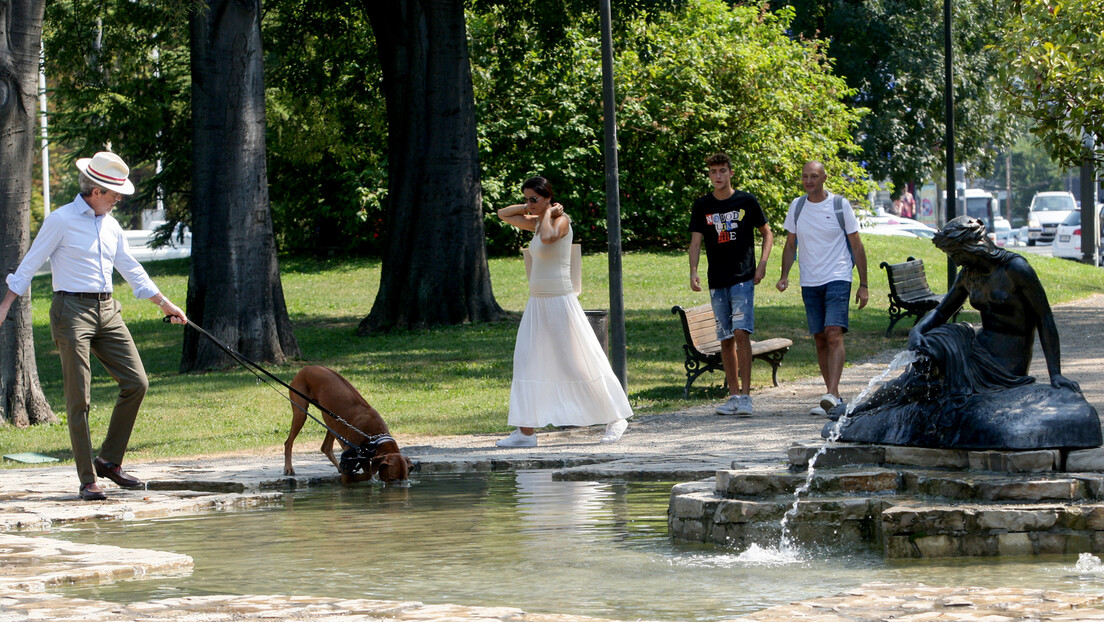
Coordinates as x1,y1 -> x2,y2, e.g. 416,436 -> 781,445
79,482 -> 107,501
93,457 -> 143,488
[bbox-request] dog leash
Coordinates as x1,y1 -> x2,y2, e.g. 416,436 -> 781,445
163,317 -> 388,449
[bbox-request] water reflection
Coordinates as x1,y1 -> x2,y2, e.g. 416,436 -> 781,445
44,471 -> 1104,621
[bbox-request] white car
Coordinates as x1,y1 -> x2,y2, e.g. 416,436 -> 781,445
1027,191 -> 1078,246
988,216 -> 1013,246
1052,208 -> 1103,266
860,214 -> 938,238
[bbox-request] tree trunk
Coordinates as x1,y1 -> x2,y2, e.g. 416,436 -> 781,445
360,0 -> 503,333
183,0 -> 300,371
0,0 -> 54,426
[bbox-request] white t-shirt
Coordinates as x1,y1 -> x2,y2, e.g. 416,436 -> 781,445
782,192 -> 860,287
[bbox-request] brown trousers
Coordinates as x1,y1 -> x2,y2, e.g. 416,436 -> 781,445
50,295 -> 148,485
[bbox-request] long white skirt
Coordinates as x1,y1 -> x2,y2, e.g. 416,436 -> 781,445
508,294 -> 634,428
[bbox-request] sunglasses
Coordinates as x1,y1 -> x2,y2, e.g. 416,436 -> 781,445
524,196 -> 542,204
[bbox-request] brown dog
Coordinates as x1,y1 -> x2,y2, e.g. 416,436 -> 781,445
283,365 -> 413,484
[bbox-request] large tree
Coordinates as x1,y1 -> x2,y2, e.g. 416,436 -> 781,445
183,0 -> 300,370
998,0 -> 1104,169
0,0 -> 54,426
782,0 -> 1014,191
360,0 -> 502,333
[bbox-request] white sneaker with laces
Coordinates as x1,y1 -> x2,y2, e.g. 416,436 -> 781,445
715,395 -> 740,416
495,429 -> 537,448
600,419 -> 628,444
809,405 -> 827,417
735,394 -> 753,417
820,393 -> 841,412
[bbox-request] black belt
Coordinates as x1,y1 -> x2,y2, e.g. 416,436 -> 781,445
56,291 -> 112,301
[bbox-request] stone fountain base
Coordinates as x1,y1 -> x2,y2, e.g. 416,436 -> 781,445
669,444 -> 1104,558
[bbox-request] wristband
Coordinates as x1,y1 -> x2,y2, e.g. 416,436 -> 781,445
858,283 -> 868,288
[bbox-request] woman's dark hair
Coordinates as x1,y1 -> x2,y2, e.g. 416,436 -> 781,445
522,176 -> 554,201
933,216 -> 1017,266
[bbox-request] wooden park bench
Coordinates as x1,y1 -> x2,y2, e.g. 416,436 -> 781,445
880,256 -> 943,337
671,304 -> 794,397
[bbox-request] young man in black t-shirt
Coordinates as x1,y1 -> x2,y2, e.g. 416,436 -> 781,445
688,153 -> 774,416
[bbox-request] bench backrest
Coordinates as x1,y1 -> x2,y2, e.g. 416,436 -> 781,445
881,256 -> 934,301
675,303 -> 722,355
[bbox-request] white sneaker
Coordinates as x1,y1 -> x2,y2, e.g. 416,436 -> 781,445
810,405 -> 827,417
819,393 -> 841,412
735,394 -> 753,417
600,419 -> 628,444
495,429 -> 537,448
715,395 -> 740,416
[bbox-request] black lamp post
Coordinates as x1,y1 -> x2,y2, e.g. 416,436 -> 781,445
944,0 -> 957,286
599,0 -> 627,389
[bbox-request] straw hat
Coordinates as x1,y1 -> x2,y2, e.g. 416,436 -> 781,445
76,151 -> 135,195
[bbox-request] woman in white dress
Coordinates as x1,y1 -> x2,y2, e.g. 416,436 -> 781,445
495,177 -> 632,447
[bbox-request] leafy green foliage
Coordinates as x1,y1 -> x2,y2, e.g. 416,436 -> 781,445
782,0 -> 1015,191
43,0 -> 193,230
262,0 -> 389,256
472,0 -> 873,256
997,0 -> 1104,170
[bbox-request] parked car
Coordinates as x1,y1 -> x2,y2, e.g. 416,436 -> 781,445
988,216 -> 1014,246
1052,207 -> 1103,266
859,214 -> 938,238
1027,191 -> 1078,246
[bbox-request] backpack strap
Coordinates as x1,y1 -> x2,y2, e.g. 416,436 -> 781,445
793,193 -> 854,266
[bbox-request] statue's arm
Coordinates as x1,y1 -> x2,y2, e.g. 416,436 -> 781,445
1010,258 -> 1079,391
909,274 -> 967,350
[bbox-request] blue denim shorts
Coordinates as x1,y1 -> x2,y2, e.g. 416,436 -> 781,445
801,280 -> 851,335
709,279 -> 755,341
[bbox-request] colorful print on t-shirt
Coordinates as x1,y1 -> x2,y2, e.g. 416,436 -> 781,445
706,209 -> 745,243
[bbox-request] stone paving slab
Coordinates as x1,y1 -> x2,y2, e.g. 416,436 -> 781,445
741,582 -> 1104,620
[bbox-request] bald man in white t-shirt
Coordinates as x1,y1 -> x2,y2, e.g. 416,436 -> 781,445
775,161 -> 869,417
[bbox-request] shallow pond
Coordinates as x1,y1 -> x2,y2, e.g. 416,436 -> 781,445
47,471 -> 1104,621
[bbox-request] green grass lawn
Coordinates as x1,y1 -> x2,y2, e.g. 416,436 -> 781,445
2,236 -> 1101,465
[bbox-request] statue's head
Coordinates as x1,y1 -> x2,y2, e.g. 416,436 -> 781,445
933,216 -> 1011,266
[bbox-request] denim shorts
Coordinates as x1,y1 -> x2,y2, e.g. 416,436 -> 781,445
709,279 -> 755,341
801,280 -> 851,335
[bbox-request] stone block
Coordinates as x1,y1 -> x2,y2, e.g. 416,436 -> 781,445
913,534 -> 959,558
881,505 -> 967,534
671,491 -> 719,519
1033,533 -> 1068,555
961,534 -> 999,557
884,446 -> 969,469
679,518 -> 706,542
978,479 -> 1085,502
969,450 -> 1059,473
1065,533 -> 1092,555
885,535 -> 919,559
713,499 -> 784,524
997,532 -> 1034,556
1077,474 -> 1104,499
976,508 -> 1059,532
830,470 -> 901,494
787,444 -> 885,470
718,470 -> 802,497
1085,506 -> 1104,530
1067,448 -> 1104,472
904,473 -> 976,499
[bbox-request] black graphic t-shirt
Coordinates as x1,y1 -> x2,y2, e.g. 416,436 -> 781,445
689,190 -> 768,289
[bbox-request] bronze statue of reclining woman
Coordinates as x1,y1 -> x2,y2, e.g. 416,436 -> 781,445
829,216 -> 1100,450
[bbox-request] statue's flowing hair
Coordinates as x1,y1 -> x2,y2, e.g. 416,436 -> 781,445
933,216 -> 1019,266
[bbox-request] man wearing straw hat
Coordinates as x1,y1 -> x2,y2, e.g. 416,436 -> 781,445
0,151 -> 187,501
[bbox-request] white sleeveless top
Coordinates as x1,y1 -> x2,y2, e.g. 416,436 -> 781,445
527,223 -> 573,297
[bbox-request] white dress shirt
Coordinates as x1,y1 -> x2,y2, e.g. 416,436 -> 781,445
5,194 -> 160,300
